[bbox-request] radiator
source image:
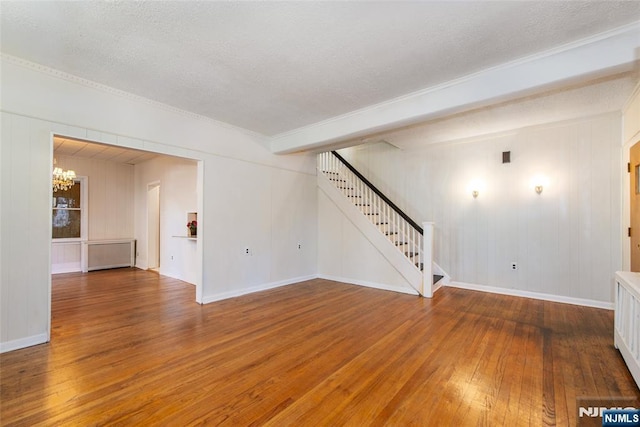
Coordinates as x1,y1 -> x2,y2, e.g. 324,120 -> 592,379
82,239 -> 136,272
614,271 -> 640,389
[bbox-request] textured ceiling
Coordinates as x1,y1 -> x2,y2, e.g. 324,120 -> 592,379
54,136 -> 159,165
2,2 -> 640,137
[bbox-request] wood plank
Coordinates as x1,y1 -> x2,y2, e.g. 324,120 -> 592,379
1,270 -> 638,425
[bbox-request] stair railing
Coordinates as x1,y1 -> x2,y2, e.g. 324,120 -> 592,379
318,151 -> 424,271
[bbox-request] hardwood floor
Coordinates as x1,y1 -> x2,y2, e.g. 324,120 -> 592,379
1,269 -> 638,426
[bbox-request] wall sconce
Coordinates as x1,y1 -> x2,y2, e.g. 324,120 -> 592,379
467,179 -> 484,199
530,174 -> 548,195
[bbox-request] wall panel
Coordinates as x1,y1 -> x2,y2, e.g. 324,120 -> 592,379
0,114 -> 52,346
317,190 -> 415,294
0,56 -> 317,352
134,156 -> 198,284
339,113 -> 622,303
54,154 -> 135,240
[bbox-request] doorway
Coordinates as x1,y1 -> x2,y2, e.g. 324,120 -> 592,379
147,183 -> 161,271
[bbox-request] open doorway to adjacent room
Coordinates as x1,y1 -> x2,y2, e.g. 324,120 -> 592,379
50,135 -> 203,304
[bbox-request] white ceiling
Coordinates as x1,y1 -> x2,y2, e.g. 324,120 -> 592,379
2,1 -> 639,141
54,136 -> 159,165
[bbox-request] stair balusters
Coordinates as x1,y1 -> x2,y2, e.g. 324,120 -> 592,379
318,151 -> 423,271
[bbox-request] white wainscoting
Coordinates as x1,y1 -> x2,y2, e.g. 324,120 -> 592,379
52,239 -> 136,273
614,271 -> 640,389
51,241 -> 82,274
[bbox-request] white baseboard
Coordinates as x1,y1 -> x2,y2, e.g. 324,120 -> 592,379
433,278 -> 445,293
51,262 -> 81,274
447,281 -> 614,310
318,274 -> 420,296
88,263 -> 132,272
201,275 -> 318,304
135,259 -> 149,271
1,333 -> 49,353
157,269 -> 196,285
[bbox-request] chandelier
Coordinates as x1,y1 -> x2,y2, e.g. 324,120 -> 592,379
52,159 -> 76,192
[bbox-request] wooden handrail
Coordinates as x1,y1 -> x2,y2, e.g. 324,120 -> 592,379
331,151 -> 423,235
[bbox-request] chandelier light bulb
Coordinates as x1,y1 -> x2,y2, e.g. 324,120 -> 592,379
52,159 -> 76,192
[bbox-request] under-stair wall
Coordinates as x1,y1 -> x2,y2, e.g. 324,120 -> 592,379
317,189 -> 420,295
317,152 -> 447,296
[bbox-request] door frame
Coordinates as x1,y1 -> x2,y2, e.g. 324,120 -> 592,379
623,139 -> 631,271
47,132 -> 205,345
622,82 -> 640,272
147,181 -> 161,271
626,140 -> 640,271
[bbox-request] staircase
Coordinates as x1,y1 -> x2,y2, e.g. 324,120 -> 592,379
318,151 -> 445,297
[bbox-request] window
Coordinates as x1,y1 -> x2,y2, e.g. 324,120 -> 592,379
52,178 -> 85,240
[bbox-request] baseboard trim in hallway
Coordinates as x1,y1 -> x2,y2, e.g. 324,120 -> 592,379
447,280 -> 614,310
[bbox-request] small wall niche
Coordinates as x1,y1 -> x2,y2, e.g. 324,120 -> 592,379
187,212 -> 198,237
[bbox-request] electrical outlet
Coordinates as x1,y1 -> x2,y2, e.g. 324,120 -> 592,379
171,255 -> 174,260
297,243 -> 302,250
244,247 -> 251,256
511,262 -> 517,270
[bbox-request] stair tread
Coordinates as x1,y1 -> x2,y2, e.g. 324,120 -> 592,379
413,263 -> 445,284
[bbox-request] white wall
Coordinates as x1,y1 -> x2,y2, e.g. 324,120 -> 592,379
623,83 -> 640,145
338,112 -> 623,304
317,190 -> 416,294
56,155 -> 136,240
0,55 -> 317,352
202,156 -> 318,302
134,156 -> 198,284
51,154 -> 135,273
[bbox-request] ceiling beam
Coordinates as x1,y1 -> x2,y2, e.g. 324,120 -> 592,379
270,22 -> 640,154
